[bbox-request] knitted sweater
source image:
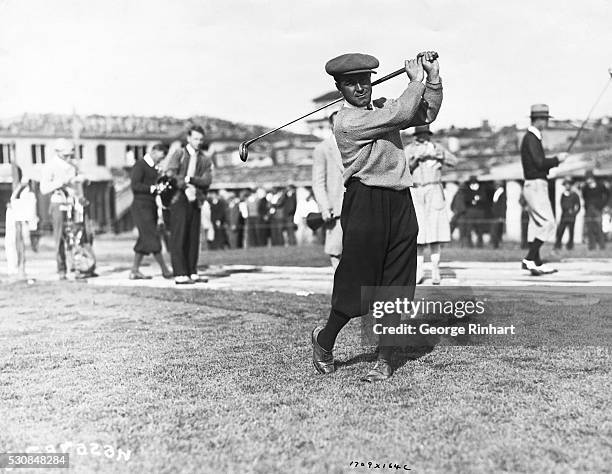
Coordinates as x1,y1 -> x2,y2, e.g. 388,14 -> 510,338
334,80 -> 443,190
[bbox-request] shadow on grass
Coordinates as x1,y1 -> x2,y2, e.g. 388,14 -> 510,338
337,342 -> 437,372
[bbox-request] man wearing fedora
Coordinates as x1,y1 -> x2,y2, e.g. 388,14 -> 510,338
404,124 -> 457,284
520,104 -> 568,275
311,51 -> 442,382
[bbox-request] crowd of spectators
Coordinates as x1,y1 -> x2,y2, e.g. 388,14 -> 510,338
199,185 -> 300,250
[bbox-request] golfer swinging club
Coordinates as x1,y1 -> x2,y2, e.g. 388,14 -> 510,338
312,51 -> 443,382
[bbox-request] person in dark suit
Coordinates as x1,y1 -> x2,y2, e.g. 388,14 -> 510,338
268,187 -> 286,246
489,181 -> 506,249
129,144 -> 172,279
257,189 -> 271,246
282,185 -> 298,246
225,192 -> 244,249
165,125 -> 213,284
209,190 -> 229,249
582,170 -> 608,250
463,176 -> 488,248
554,178 -> 581,250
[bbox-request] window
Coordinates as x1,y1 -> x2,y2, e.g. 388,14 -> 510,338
31,144 -> 45,164
126,144 -> 147,162
96,144 -> 106,166
0,143 -> 12,164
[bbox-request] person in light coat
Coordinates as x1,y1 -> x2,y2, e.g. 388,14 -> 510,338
312,112 -> 344,269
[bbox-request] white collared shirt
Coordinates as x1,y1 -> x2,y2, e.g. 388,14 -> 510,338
493,187 -> 504,203
527,125 -> 542,141
143,153 -> 155,168
186,144 -> 197,156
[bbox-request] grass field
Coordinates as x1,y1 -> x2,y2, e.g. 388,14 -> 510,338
33,232 -> 611,270
1,281 -> 610,473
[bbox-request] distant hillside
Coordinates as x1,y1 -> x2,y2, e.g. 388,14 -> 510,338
0,113 -> 316,142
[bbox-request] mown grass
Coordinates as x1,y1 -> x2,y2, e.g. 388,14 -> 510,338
0,283 -> 610,473
30,233 -> 612,268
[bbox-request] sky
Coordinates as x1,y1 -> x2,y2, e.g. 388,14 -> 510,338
1,0 -> 612,133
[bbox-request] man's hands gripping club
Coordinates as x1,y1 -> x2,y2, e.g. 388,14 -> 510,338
405,51 -> 440,84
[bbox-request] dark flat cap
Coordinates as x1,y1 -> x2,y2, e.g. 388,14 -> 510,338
325,53 -> 379,77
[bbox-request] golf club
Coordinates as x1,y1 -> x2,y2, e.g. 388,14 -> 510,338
239,52 -> 439,162
566,67 -> 612,153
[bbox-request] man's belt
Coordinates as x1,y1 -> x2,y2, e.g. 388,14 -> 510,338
412,181 -> 442,188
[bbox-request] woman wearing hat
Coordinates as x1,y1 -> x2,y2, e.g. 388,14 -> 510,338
404,125 -> 457,284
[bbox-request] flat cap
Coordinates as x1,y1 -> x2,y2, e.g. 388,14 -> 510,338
325,53 -> 379,77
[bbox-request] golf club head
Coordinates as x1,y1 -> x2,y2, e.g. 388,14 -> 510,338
239,142 -> 249,162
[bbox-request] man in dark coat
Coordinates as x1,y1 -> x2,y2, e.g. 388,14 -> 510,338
282,185 -> 298,246
554,178 -> 581,250
462,176 -> 488,248
582,170 -> 608,250
165,125 -> 213,284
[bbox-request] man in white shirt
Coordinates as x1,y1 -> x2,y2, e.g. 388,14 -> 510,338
40,138 -> 82,280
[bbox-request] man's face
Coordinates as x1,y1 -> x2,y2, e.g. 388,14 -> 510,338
533,118 -> 549,131
151,149 -> 166,164
416,134 -> 429,143
564,182 -> 571,191
188,131 -> 205,150
336,73 -> 372,108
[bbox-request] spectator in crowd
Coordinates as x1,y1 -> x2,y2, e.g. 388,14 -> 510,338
283,185 -> 298,246
269,187 -> 286,246
582,170 -> 608,250
450,182 -> 466,238
554,178 -> 581,250
312,111 -> 344,268
238,190 -> 249,246
244,189 -> 261,247
257,188 -> 271,246
519,192 -> 530,249
489,181 -> 507,249
40,138 -> 87,280
225,192 -> 244,249
405,124 -> 457,284
5,168 -> 38,282
165,124 -> 212,284
463,175 -> 488,248
129,143 -> 172,279
209,190 -> 229,249
200,198 -> 214,250
294,187 -> 322,244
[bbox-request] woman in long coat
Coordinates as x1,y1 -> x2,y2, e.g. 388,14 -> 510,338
405,125 -> 457,284
130,144 -> 172,279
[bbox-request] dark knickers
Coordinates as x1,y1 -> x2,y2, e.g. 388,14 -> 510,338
331,179 -> 418,318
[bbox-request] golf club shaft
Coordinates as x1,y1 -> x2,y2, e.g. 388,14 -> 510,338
243,67 -> 408,148
566,76 -> 612,153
